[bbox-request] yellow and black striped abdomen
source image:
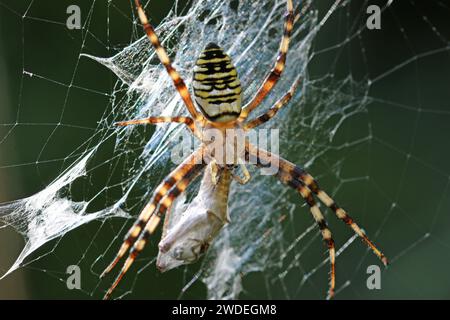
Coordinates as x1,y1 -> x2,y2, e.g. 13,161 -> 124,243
193,43 -> 242,123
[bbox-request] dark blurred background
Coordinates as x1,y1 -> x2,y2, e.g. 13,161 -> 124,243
0,0 -> 449,299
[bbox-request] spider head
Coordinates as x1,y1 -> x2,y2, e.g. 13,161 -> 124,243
192,42 -> 242,123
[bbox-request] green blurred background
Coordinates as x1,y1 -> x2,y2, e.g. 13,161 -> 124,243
0,0 -> 449,299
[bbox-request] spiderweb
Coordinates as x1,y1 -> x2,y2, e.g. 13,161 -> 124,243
0,0 -> 449,299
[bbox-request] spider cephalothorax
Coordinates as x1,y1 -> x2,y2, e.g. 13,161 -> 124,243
192,43 -> 242,122
101,0 -> 387,300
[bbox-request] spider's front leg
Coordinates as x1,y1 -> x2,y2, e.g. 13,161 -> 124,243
256,147 -> 336,298
280,170 -> 336,299
246,143 -> 388,298
247,143 -> 388,264
101,146 -> 206,299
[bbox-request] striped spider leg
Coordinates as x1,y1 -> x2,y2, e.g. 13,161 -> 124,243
238,0 -> 295,122
101,0 -> 386,300
245,142 -> 388,299
102,146 -> 207,299
243,74 -> 302,131
115,116 -> 195,131
133,0 -> 206,125
115,116 -> 201,139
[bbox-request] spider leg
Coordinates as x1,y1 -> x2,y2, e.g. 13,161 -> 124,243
115,116 -> 200,137
103,157 -> 206,300
238,0 -> 295,121
243,76 -> 301,130
293,166 -> 389,266
249,145 -> 335,298
134,0 -> 205,124
246,142 -> 388,262
101,146 -> 206,281
277,171 -> 336,298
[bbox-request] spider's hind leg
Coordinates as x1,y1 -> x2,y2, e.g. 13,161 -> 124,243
134,0 -> 204,123
243,75 -> 301,130
239,0 -> 295,120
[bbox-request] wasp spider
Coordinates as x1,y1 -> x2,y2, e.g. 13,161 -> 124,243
101,0 -> 388,299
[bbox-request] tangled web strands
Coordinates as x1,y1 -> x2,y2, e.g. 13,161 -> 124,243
0,0 -> 368,299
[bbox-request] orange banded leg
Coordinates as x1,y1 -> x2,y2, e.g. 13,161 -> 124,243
294,170 -> 388,266
239,0 -> 295,121
101,147 -> 205,279
134,0 -> 204,124
278,171 -> 336,299
243,76 -> 301,130
115,116 -> 199,136
102,160 -> 205,300
245,143 -> 388,265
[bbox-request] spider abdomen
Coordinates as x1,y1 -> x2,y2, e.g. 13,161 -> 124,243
193,43 -> 242,122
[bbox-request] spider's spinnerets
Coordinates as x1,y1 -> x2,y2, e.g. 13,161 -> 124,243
192,43 -> 242,123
